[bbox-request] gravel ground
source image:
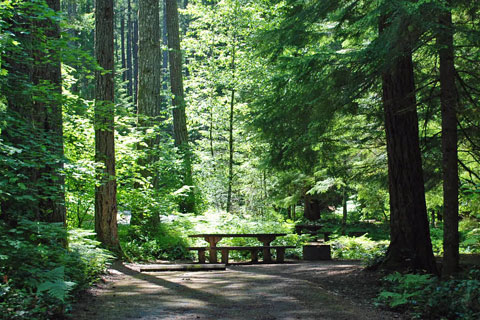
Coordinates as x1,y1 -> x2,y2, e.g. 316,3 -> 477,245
71,260 -> 406,320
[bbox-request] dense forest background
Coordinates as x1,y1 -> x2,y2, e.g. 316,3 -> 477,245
1,0 -> 480,318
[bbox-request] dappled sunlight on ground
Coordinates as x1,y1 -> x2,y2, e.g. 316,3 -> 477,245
72,261 -> 403,320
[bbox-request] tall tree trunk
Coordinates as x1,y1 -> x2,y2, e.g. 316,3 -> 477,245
34,0 -> 66,224
438,1 -> 459,277
209,104 -> 214,158
303,192 -> 321,221
1,1 -> 65,225
94,0 -> 121,253
165,0 -> 195,213
226,86 -> 234,212
380,17 -> 437,273
137,0 -> 162,150
341,186 -> 347,235
226,44 -> 235,212
133,0 -> 163,225
133,17 -> 139,106
126,0 -> 133,97
162,1 -> 169,95
120,6 -> 126,83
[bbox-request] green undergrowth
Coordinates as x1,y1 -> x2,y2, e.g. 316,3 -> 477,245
327,235 -> 389,264
120,209 -> 309,262
184,209 -> 308,261
430,218 -> 480,256
0,220 -> 112,320
119,222 -> 190,262
376,270 -> 480,319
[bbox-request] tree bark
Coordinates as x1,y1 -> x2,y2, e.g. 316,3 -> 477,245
438,1 -> 459,277
126,0 -> 133,97
34,0 -> 66,224
137,0 -> 162,146
380,19 -> 437,273
133,17 -> 139,106
226,41 -> 236,212
165,0 -> 195,213
342,186 -> 347,235
1,1 -> 65,225
133,0 -> 163,224
226,87 -> 234,212
120,6 -> 126,83
94,0 -> 121,253
304,192 -> 321,221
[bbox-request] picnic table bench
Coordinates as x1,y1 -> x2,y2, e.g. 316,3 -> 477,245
188,233 -> 294,264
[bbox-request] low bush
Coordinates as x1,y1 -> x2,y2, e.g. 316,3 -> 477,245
327,235 -> 389,263
376,270 -> 480,319
0,220 -> 112,320
119,222 -> 191,262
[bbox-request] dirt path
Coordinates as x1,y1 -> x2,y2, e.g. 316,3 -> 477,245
72,261 -> 403,320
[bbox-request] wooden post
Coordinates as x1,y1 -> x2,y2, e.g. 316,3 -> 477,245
221,249 -> 229,264
276,248 -> 286,263
205,236 -> 222,263
251,249 -> 259,263
198,249 -> 206,264
257,235 -> 275,263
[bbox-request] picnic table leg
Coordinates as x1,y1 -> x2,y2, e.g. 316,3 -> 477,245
251,249 -> 259,263
221,249 -> 229,264
198,249 -> 206,264
257,235 -> 275,263
324,232 -> 330,242
276,248 -> 286,262
205,236 -> 222,263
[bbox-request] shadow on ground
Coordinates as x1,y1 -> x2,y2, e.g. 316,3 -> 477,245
71,261 -> 403,320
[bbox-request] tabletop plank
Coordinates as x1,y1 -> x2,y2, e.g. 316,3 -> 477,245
188,233 -> 287,237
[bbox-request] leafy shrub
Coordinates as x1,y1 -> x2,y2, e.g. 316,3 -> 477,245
429,227 -> 444,255
327,235 -> 389,263
377,270 -> 480,319
120,223 -> 191,261
459,218 -> 480,254
0,220 -> 111,319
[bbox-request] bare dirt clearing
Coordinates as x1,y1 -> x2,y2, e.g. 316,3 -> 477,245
71,261 -> 404,320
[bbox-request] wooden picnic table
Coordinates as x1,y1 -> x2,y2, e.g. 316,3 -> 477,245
188,233 -> 287,263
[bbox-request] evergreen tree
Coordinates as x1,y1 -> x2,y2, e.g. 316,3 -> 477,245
94,0 -> 121,252
166,0 -> 195,213
1,0 -> 65,224
438,0 -> 459,277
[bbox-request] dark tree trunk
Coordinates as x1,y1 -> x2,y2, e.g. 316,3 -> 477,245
438,1 -> 459,277
1,0 -> 65,224
126,0 -> 133,97
94,0 -> 121,253
34,0 -> 66,224
226,40 -> 236,212
162,1 -> 169,95
226,87 -> 234,212
165,0 -> 195,213
304,193 -> 321,221
120,6 -> 126,83
210,104 -> 215,158
380,20 -> 437,273
133,17 -> 139,106
342,186 -> 347,235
